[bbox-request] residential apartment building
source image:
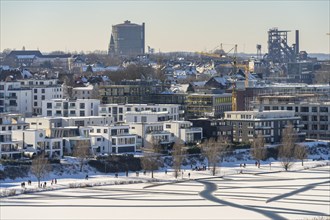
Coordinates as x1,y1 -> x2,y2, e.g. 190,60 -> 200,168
0,81 -> 33,116
26,116 -> 113,138
0,113 -> 29,159
0,131 -> 22,159
186,93 -> 232,119
252,94 -> 330,140
224,110 -> 305,144
42,99 -> 100,117
190,118 -> 233,141
12,129 -> 63,158
129,122 -> 173,149
72,85 -> 97,100
99,80 -> 165,104
18,78 -> 63,115
163,121 -> 203,144
99,103 -> 181,123
89,125 -> 136,154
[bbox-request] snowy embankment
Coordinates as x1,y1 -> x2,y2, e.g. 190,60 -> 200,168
1,159 -> 329,198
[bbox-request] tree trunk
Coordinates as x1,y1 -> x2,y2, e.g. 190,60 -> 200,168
38,179 -> 40,188
301,159 -> 304,166
151,170 -> 154,179
80,163 -> 83,172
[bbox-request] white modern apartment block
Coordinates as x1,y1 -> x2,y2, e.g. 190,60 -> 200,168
126,111 -> 174,123
163,121 -> 203,144
89,125 -> 136,154
0,113 -> 29,132
25,116 -> 117,155
0,81 -> 33,116
12,129 -> 63,158
0,131 -> 22,159
99,104 -> 180,123
26,116 -> 112,137
42,99 -> 100,117
224,110 -> 305,144
0,113 -> 29,159
129,122 -> 173,149
19,78 -> 63,116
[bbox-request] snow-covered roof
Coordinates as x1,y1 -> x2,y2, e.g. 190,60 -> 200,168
212,77 -> 228,86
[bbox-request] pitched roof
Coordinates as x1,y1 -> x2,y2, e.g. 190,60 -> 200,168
8,50 -> 42,57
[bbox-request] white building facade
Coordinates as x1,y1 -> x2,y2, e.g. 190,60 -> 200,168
99,104 -> 180,123
42,99 -> 100,117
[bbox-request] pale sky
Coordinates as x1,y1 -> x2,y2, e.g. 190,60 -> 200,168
1,0 -> 329,54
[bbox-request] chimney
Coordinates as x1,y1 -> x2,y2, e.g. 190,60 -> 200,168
295,30 -> 299,55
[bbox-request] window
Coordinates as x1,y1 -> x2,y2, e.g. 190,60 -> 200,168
301,116 -> 308,121
34,102 -> 38,106
141,116 -> 147,123
320,107 -> 328,113
47,110 -> 52,116
320,125 -> 328,130
312,107 -> 317,112
41,89 -> 45,93
80,111 -> 85,116
166,124 -> 171,129
119,108 -> 123,113
34,88 -> 37,93
41,95 -> 45,100
104,129 -> 108,133
80,103 -> 85,109
47,103 -> 52,108
34,95 -> 37,100
97,129 -> 101,133
320,116 -> 328,121
300,107 -> 309,112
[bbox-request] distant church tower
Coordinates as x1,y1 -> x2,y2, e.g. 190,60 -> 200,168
108,34 -> 115,56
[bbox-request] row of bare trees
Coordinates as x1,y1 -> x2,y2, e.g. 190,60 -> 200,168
30,140 -> 91,187
201,137 -> 230,176
251,124 -> 308,171
31,124 -> 308,186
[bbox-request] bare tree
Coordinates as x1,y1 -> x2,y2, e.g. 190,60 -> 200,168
279,124 -> 297,171
202,137 -> 229,176
73,140 -> 91,172
294,145 -> 308,166
251,133 -> 266,168
172,141 -> 185,179
141,138 -> 161,178
30,154 -> 51,187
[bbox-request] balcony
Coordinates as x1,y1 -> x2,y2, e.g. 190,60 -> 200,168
255,125 -> 271,129
183,127 -> 202,133
5,95 -> 17,99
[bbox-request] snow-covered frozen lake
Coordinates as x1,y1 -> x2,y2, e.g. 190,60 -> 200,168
1,161 -> 329,220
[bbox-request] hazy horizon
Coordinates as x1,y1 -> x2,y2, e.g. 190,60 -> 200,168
1,1 -> 329,54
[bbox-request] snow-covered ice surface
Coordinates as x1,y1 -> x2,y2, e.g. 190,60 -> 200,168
1,161 -> 329,220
